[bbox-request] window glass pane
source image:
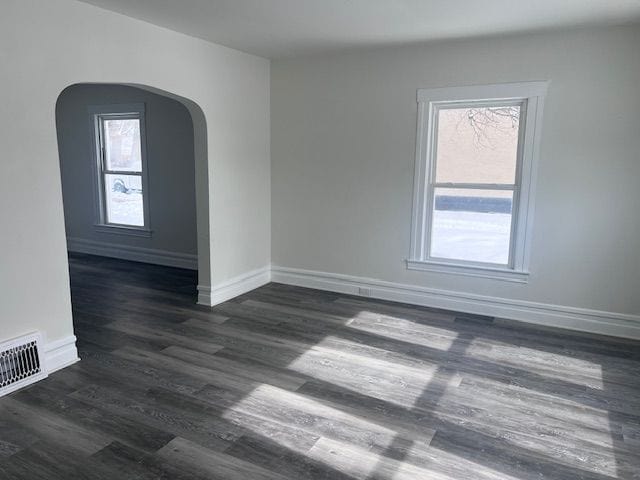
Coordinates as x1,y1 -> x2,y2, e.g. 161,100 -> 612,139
103,118 -> 142,172
104,174 -> 144,226
430,188 -> 513,265
435,105 -> 521,184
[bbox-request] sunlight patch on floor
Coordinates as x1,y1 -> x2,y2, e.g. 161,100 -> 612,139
347,310 -> 460,351
499,428 -> 618,478
290,336 -> 461,408
468,341 -> 605,390
422,442 -> 540,480
220,383 -> 410,447
307,436 -> 433,480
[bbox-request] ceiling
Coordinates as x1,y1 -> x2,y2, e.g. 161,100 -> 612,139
77,0 -> 640,58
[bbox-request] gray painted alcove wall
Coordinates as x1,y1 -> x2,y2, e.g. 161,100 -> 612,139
57,83 -> 198,261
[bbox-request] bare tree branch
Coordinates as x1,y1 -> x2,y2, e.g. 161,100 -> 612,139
462,106 -> 520,148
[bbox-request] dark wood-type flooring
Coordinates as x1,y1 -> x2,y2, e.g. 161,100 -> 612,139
1,253 -> 640,479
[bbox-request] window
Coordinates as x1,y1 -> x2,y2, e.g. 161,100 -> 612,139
408,82 -> 547,282
89,104 -> 150,236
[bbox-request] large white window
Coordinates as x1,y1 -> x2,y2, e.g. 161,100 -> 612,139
408,82 -> 547,282
89,104 -> 151,236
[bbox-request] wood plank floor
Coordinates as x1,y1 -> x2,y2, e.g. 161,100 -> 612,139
1,253 -> 640,479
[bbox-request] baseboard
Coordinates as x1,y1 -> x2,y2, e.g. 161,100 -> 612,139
44,335 -> 80,374
271,265 -> 640,340
197,265 -> 271,306
67,237 -> 197,270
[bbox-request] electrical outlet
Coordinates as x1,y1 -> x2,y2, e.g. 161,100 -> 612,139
358,287 -> 371,297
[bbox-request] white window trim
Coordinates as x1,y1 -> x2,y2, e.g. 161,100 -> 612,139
407,82 -> 548,283
88,103 -> 152,237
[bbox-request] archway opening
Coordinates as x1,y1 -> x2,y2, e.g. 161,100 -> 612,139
55,83 -> 210,313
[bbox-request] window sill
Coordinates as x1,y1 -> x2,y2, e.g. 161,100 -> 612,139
94,224 -> 152,238
406,259 -> 529,283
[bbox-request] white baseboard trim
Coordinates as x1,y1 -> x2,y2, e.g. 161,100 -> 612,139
67,237 -> 197,270
45,335 -> 80,374
271,266 -> 640,340
198,265 -> 271,306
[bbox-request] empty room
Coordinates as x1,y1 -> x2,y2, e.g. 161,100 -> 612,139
1,1 -> 639,478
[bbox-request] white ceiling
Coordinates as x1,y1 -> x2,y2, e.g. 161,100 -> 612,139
77,0 -> 640,58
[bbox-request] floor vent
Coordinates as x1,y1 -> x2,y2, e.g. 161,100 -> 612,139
0,333 -> 47,397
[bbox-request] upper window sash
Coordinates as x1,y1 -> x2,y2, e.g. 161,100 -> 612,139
408,82 -> 548,282
96,113 -> 144,175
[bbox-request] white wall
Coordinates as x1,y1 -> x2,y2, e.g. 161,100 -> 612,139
0,0 -> 270,361
272,26 -> 640,331
57,84 -> 198,264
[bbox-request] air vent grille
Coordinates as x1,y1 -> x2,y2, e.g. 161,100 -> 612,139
0,333 -> 47,397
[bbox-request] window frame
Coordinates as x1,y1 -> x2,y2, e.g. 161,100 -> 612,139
407,82 -> 548,283
88,103 -> 151,237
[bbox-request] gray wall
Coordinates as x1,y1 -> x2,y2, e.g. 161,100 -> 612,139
57,83 -> 197,258
271,25 -> 640,317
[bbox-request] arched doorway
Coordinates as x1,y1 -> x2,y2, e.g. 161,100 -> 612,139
55,83 -> 210,302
